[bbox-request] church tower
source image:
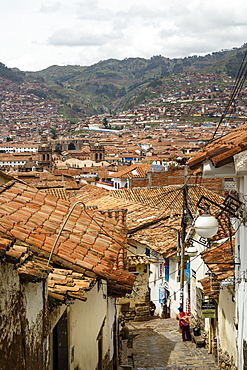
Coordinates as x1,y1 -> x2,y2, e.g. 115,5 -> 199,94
90,142 -> 105,163
38,136 -> 53,171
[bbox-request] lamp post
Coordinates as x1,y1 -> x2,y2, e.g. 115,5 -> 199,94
179,184 -> 193,310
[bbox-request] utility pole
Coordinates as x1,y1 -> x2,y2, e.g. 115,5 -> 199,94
179,176 -> 192,310
180,209 -> 186,309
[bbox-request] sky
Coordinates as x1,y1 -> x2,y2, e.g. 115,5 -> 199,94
2,0 -> 247,72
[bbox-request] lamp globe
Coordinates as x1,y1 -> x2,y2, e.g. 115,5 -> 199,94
186,245 -> 198,257
194,213 -> 218,238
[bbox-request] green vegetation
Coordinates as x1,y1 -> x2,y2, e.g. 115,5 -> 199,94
0,63 -> 24,82
1,44 -> 247,121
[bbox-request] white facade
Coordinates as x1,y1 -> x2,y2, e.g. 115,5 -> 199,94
200,155 -> 247,369
112,177 -> 129,189
188,231 -> 238,365
0,144 -> 38,153
96,182 -> 114,190
234,176 -> 247,370
148,251 -> 169,318
218,289 -> 237,365
0,160 -> 35,167
67,280 -> 117,370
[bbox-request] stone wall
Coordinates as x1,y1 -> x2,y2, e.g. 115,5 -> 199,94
119,300 -> 150,322
218,349 -> 237,370
117,263 -> 151,322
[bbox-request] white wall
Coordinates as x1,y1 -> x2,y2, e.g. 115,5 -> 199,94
113,178 -> 129,189
149,256 -> 169,317
189,235 -> 210,315
168,259 -> 181,318
218,288 -> 237,364
106,297 -> 117,361
235,175 -> 247,369
24,282 -> 44,329
68,280 -> 115,370
149,259 -> 161,315
96,182 -> 114,190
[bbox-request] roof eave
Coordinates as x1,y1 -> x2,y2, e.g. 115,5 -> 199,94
202,159 -> 236,178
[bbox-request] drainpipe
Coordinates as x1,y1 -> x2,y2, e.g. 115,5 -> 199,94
208,319 -> 212,354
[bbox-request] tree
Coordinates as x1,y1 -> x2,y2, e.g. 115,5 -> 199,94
51,128 -> 57,139
102,117 -> 108,128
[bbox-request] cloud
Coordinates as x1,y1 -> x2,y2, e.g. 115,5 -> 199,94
48,29 -> 107,47
7,54 -> 37,72
76,1 -> 112,20
47,27 -> 122,47
2,0 -> 247,71
39,2 -> 61,13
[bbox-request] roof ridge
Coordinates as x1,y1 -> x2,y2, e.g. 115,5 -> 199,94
0,179 -> 17,194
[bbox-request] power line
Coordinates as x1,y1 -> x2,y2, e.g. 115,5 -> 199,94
212,50 -> 247,140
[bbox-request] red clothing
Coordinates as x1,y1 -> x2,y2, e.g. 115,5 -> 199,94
177,311 -> 191,341
177,312 -> 189,327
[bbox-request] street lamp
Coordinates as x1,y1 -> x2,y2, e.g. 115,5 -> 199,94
194,213 -> 219,238
185,213 -> 218,258
186,245 -> 198,257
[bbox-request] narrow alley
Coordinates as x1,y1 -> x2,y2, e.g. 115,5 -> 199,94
119,317 -> 220,370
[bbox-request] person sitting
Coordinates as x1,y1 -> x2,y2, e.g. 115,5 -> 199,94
150,301 -> 156,316
119,322 -> 129,340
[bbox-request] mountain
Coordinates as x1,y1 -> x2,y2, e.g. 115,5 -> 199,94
2,44 -> 247,120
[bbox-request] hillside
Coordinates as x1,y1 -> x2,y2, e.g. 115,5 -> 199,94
2,44 -> 247,120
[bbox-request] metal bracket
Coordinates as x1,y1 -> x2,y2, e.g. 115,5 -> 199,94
197,195 -> 242,218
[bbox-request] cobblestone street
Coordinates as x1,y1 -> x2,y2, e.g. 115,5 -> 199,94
119,317 -> 220,370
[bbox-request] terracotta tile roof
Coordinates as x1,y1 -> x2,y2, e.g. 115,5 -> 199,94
110,185 -> 225,215
0,236 -> 31,263
18,256 -> 52,283
43,188 -> 69,200
80,194 -> 170,231
127,254 -> 156,265
0,235 -> 52,282
188,122 -> 247,170
71,184 -> 109,202
129,217 -> 182,258
48,269 -> 96,302
199,276 -> 220,298
53,169 -> 86,176
111,164 -> 151,179
0,233 -> 97,301
74,185 -> 227,258
0,180 -> 135,296
36,180 -> 80,190
200,240 -> 234,277
199,240 -> 234,297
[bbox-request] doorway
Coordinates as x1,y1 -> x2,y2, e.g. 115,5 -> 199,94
52,311 -> 69,370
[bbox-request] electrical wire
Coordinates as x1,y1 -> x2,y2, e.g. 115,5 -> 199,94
212,50 -> 247,140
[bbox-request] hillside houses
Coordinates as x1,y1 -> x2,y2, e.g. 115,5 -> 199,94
0,71 -> 245,149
